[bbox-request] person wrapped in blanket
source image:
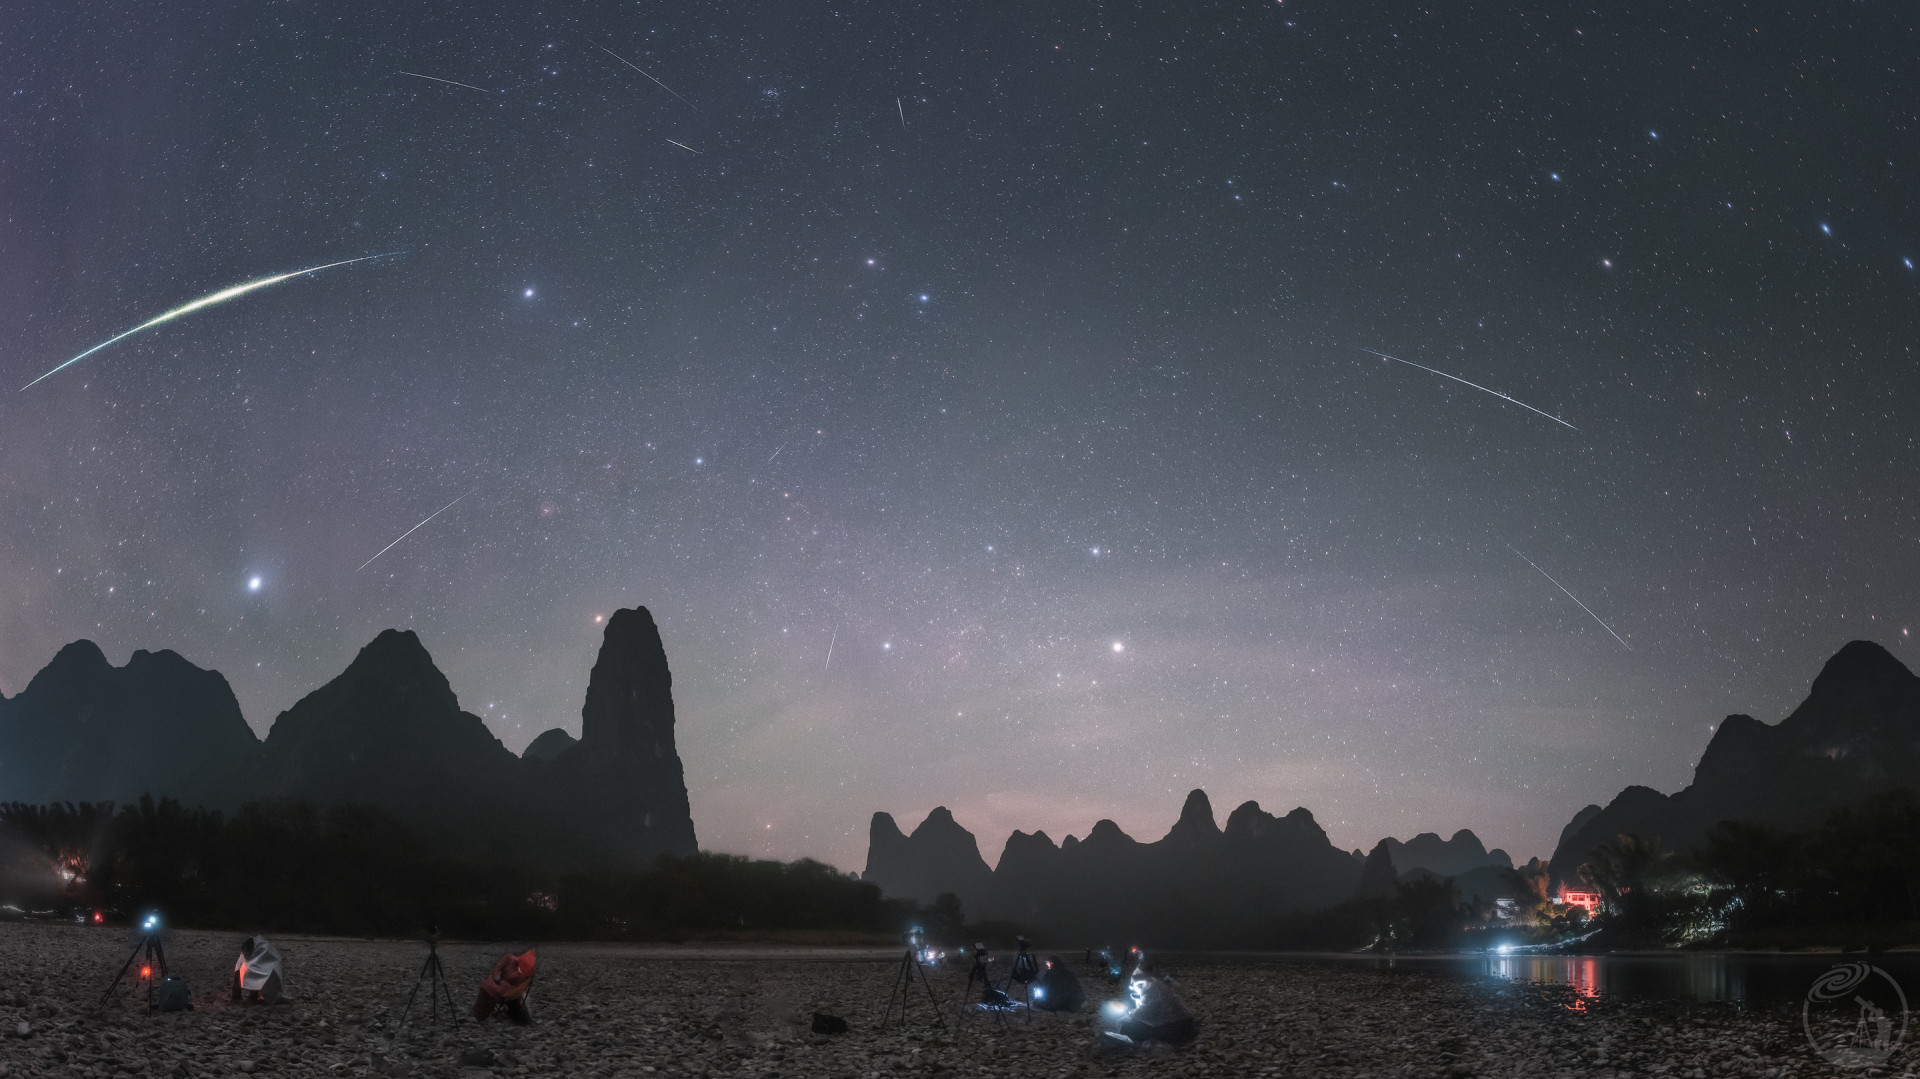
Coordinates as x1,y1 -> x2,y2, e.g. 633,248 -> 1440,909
232,936 -> 288,1004
1100,951 -> 1196,1047
473,947 -> 538,1023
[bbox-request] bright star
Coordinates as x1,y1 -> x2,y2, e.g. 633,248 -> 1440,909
919,294 -> 929,302
523,288 -> 535,298
1648,130 -> 1658,139
248,576 -> 262,592
882,641 -> 891,651
1906,257 -> 1915,270
1820,224 -> 1831,235
1550,173 -> 1560,181
1112,641 -> 1124,653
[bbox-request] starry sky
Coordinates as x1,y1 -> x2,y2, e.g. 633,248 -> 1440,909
3,1 -> 1918,874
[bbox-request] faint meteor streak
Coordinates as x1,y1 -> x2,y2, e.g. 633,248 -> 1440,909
1355,346 -> 1576,430
24,252 -> 401,391
596,44 -> 698,110
664,138 -> 701,155
897,96 -> 906,130
1507,544 -> 1632,651
397,70 -> 491,93
767,439 -> 791,463
358,490 -> 477,572
824,626 -> 836,673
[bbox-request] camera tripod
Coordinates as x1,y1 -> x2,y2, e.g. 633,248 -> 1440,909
964,945 -> 1010,1031
879,943 -> 946,1032
1001,937 -> 1039,1019
97,931 -> 167,1012
397,933 -> 458,1035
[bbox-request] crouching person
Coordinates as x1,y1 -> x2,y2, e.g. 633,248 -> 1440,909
473,947 -> 538,1024
232,936 -> 288,1004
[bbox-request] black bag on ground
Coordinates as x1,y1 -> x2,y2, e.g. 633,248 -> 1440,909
810,1012 -> 849,1035
155,975 -> 193,1013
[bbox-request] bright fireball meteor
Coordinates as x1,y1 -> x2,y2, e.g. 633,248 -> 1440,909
22,251 -> 402,391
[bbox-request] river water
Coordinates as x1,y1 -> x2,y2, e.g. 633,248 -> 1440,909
1248,952 -> 1920,1010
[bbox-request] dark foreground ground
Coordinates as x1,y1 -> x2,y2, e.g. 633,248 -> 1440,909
0,922 -> 1904,1078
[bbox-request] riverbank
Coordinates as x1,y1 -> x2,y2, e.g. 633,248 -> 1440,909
0,922 -> 1893,1078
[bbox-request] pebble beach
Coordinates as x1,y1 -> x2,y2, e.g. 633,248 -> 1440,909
0,922 -> 1904,1079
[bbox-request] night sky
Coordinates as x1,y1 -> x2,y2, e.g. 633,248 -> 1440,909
4,2 -> 1917,873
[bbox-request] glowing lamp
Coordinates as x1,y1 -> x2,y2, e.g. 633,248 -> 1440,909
1032,987 -> 1046,1000
1104,1000 -> 1128,1017
139,965 -> 152,979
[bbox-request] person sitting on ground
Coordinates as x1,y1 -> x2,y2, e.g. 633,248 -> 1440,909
232,936 -> 288,1005
1033,955 -> 1086,1013
1105,952 -> 1197,1046
473,947 -> 538,1024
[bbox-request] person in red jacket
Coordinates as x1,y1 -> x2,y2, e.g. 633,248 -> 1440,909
472,947 -> 538,1023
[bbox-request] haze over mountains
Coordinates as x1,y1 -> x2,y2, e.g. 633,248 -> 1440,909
864,641 -> 1920,935
0,607 -> 696,871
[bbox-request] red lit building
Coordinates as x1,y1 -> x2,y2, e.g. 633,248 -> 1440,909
1557,888 -> 1602,916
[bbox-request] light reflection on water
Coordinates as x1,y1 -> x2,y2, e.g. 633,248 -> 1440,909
1242,952 -> 1920,1009
1407,953 -> 1918,1008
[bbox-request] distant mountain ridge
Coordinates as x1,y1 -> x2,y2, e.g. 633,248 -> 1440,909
1549,639 -> 1920,883
867,640 -> 1919,933
0,607 -> 697,871
864,789 -> 1365,943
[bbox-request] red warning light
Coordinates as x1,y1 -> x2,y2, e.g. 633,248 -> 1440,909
92,911 -> 103,924
139,965 -> 152,979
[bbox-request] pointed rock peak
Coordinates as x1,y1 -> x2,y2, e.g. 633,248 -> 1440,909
19,639 -> 114,699
1224,799 -> 1273,839
34,639 -> 111,677
1167,789 -> 1219,839
1810,640 -> 1915,697
1447,829 -> 1488,854
1283,806 -> 1318,824
1060,834 -> 1080,851
1086,818 -> 1134,844
580,606 -> 678,758
342,629 -> 442,676
911,806 -> 973,839
869,811 -> 906,841
523,727 -> 579,763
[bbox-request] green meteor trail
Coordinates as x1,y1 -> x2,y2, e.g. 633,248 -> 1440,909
23,251 -> 401,391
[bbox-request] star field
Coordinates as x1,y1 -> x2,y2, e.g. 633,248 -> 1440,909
2,1 -> 1918,873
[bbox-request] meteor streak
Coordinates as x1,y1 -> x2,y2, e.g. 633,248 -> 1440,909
396,70 -> 491,94
1355,347 -> 1576,430
824,626 -> 836,674
596,44 -> 698,110
358,490 -> 477,572
767,439 -> 791,463
1507,544 -> 1632,651
897,96 -> 906,130
24,252 -> 401,391
664,138 -> 701,155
